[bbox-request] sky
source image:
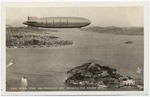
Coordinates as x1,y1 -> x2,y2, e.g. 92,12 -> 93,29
6,7 -> 143,27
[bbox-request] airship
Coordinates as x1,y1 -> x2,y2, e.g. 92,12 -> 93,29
23,16 -> 91,28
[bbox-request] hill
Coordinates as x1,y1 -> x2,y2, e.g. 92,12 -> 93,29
6,24 -> 13,28
65,62 -> 143,90
81,26 -> 143,35
6,27 -> 73,48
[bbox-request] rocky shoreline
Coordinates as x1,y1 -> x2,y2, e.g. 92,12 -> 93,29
65,62 -> 143,90
6,27 -> 73,48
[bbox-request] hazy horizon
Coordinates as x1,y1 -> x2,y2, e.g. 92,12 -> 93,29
6,7 -> 143,27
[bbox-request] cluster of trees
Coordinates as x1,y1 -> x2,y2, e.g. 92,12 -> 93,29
6,28 -> 73,47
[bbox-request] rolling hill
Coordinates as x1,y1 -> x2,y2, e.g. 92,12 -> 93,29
81,26 -> 143,35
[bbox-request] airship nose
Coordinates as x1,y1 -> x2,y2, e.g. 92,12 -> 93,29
88,21 -> 91,25
86,20 -> 91,26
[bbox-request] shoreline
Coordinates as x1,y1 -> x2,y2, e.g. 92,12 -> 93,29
6,44 -> 73,49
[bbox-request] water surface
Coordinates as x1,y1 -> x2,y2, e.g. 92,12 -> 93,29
6,29 -> 144,91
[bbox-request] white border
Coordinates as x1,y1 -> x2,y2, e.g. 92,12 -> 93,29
1,2 -> 149,96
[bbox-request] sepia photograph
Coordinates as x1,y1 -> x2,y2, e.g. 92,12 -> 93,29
1,2 -> 149,95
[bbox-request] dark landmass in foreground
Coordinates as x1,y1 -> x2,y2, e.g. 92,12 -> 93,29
6,27 -> 73,48
65,62 -> 143,90
81,26 -> 143,35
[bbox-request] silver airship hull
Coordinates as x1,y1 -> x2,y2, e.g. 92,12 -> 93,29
23,17 -> 91,28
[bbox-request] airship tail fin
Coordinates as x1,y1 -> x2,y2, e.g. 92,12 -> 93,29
28,25 -> 38,29
28,16 -> 38,20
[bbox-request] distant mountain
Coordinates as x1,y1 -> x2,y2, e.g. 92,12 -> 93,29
6,24 -> 13,28
81,26 -> 144,35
